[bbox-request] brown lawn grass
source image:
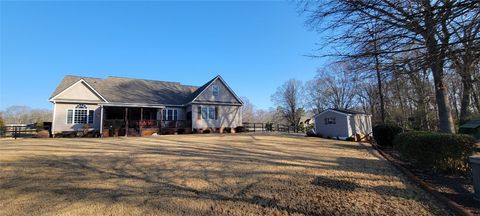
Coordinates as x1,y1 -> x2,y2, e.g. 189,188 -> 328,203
0,134 -> 451,215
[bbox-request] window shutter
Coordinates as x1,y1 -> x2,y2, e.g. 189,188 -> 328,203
67,110 -> 73,124
215,106 -> 218,120
197,107 -> 202,120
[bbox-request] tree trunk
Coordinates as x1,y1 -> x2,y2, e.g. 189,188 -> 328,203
450,82 -> 459,121
459,74 -> 473,124
393,67 -> 406,127
373,39 -> 386,124
431,65 -> 455,133
423,1 -> 455,133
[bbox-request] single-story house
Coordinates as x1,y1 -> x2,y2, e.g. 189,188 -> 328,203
49,75 -> 243,136
314,108 -> 372,140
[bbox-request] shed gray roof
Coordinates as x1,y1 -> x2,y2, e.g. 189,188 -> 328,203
331,108 -> 367,115
460,120 -> 480,129
50,75 -> 201,105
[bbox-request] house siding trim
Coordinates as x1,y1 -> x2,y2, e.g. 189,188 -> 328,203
187,76 -> 243,105
49,79 -> 109,103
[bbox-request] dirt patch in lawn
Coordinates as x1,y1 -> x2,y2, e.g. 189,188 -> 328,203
0,134 -> 452,215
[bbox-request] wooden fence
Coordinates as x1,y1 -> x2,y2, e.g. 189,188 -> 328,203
0,122 -> 52,139
0,126 -> 38,139
242,123 -> 304,133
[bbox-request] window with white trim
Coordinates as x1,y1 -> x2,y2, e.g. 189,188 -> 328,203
201,107 -> 208,119
199,106 -> 218,120
212,85 -> 219,96
66,104 -> 94,124
162,108 -> 178,121
208,107 -> 215,119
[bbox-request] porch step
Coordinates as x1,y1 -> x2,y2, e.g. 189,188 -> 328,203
127,128 -> 140,137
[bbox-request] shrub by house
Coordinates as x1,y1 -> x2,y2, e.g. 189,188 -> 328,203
372,124 -> 403,147
393,131 -> 476,173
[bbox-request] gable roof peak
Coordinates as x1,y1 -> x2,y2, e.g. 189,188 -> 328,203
183,75 -> 243,105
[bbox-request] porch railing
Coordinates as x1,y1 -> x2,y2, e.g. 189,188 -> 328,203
103,119 -> 126,129
161,120 -> 186,129
139,120 -> 161,128
103,120 -> 186,130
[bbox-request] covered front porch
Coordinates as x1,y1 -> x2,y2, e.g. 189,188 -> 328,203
100,105 -> 188,137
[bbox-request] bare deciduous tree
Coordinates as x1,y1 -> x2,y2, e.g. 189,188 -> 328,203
299,0 -> 480,133
240,96 -> 255,123
306,62 -> 360,113
271,79 -> 305,128
1,106 -> 52,124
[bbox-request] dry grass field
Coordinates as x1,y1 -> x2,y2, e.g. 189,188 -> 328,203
0,134 -> 451,216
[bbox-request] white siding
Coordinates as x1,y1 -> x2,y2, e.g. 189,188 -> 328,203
352,114 -> 372,136
191,104 -> 242,129
162,106 -> 187,120
314,111 -> 350,138
194,79 -> 240,103
52,103 -> 101,133
54,81 -> 104,102
314,110 -> 373,138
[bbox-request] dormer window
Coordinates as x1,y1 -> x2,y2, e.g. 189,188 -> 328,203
212,85 -> 219,96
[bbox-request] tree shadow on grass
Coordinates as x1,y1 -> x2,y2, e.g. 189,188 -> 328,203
0,155 -> 321,215
312,176 -> 359,191
0,138 -> 449,215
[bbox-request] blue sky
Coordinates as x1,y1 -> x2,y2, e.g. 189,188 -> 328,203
0,1 -> 328,110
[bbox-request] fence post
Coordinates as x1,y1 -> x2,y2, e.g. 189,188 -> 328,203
253,123 -> 256,133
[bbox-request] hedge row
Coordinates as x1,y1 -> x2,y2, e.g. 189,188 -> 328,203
372,124 -> 403,146
393,131 -> 476,173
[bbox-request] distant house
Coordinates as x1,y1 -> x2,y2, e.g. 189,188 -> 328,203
49,75 -> 243,136
314,108 -> 372,140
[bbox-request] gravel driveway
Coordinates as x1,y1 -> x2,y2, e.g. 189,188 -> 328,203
0,134 -> 451,215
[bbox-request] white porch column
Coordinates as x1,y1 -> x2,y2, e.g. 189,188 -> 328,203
100,105 -> 104,137
52,102 -> 56,137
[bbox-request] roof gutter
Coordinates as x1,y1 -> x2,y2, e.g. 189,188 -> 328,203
100,103 -> 166,109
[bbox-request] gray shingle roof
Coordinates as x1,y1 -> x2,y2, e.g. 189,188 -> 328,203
331,108 -> 367,115
182,76 -> 218,103
460,120 -> 480,129
50,75 -> 200,105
